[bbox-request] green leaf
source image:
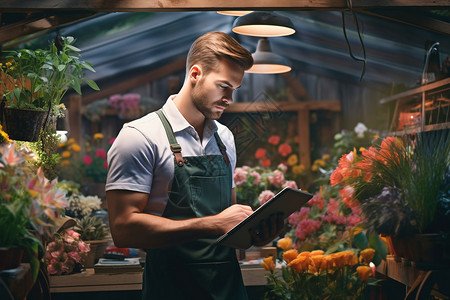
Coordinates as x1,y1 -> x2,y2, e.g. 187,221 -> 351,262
69,77 -> 82,95
353,231 -> 368,249
66,44 -> 81,52
368,232 -> 388,266
84,78 -> 100,91
81,62 -> 95,72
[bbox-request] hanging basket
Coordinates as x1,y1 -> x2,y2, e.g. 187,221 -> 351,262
1,107 -> 48,142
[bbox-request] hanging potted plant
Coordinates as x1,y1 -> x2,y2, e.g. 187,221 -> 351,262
0,35 -> 99,142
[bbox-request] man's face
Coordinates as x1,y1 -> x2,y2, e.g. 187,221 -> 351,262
191,58 -> 244,120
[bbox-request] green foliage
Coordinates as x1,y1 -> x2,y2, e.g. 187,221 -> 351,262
74,215 -> 108,241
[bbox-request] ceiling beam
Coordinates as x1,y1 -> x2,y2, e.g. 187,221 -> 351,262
360,9 -> 450,35
0,12 -> 96,46
81,57 -> 186,105
1,0 -> 449,12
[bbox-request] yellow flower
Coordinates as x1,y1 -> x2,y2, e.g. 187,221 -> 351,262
311,164 -> 319,172
287,154 -> 298,166
359,147 -> 367,152
359,248 -> 375,265
356,266 -> 373,282
292,164 -> 305,174
60,160 -> 71,167
0,125 -> 11,143
71,144 -> 81,152
283,249 -> 298,264
314,159 -> 326,167
67,138 -> 75,145
310,255 -> 324,271
58,142 -> 67,148
61,151 -> 71,158
277,237 -> 293,251
93,133 -> 104,140
322,154 -> 330,160
261,256 -> 275,271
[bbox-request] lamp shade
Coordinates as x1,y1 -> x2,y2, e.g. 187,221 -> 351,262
232,11 -> 295,37
246,38 -> 291,74
217,11 -> 253,16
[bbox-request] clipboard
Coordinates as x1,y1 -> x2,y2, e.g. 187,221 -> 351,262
216,187 -> 313,249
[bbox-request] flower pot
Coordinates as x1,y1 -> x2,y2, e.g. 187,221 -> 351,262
84,239 -> 110,268
2,107 -> 48,142
0,247 -> 24,271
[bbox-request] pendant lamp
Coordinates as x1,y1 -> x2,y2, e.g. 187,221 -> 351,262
246,38 -> 291,74
232,11 -> 295,37
217,11 -> 253,16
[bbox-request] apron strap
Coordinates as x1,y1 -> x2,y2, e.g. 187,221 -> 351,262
155,109 -> 184,167
214,132 -> 230,165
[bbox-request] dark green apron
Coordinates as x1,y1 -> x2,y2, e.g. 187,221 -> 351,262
142,109 -> 247,300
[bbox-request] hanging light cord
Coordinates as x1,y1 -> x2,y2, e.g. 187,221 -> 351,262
342,0 -> 366,81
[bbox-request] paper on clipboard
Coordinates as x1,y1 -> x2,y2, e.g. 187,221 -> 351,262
216,187 -> 313,249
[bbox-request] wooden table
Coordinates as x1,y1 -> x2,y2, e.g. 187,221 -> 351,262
49,265 -> 272,293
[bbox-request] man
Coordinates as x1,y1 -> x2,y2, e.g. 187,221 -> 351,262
106,31 -> 282,300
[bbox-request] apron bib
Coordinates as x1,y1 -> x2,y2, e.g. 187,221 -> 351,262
142,110 -> 247,300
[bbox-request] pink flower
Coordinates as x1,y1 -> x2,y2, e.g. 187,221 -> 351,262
234,167 -> 248,186
77,241 -> 90,253
258,190 -> 275,205
307,194 -> 325,210
83,155 -> 93,165
277,163 -> 288,173
68,251 -> 81,262
95,148 -> 107,159
268,135 -> 280,145
268,170 -> 285,188
249,171 -> 261,185
109,94 -> 123,108
282,180 -> 298,189
109,138 -> 116,145
104,160 -> 108,169
295,219 -> 321,240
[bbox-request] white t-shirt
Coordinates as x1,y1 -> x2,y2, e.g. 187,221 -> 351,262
105,96 -> 237,216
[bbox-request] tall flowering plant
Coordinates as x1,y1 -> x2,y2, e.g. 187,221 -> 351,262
234,165 -> 299,209
45,229 -> 90,275
58,133 -> 114,183
262,236 -> 379,300
330,131 -> 450,238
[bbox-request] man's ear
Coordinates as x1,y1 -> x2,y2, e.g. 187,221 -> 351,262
189,64 -> 201,84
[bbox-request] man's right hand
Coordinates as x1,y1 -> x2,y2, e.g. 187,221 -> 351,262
214,204 -> 253,233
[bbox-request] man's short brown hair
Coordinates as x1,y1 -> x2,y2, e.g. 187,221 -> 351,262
186,31 -> 253,75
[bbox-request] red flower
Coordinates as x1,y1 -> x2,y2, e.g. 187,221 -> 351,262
104,160 -> 108,169
255,148 -> 267,159
330,167 -> 343,186
95,148 -> 107,159
278,143 -> 292,157
268,135 -> 280,145
83,155 -> 93,165
261,159 -> 271,167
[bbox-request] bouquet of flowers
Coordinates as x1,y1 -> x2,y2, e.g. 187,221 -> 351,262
262,236 -> 379,300
45,229 -> 90,275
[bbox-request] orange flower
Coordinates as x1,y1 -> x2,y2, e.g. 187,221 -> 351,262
277,237 -> 293,251
357,266 -> 373,282
310,255 -> 325,271
310,250 -> 324,257
262,256 -> 276,271
288,255 -> 308,273
278,143 -> 292,157
359,248 -> 375,265
255,148 -> 266,159
283,249 -> 298,264
330,167 -> 343,186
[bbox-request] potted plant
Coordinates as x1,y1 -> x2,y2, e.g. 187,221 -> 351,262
0,35 -> 99,141
74,215 -> 109,267
0,142 -> 69,280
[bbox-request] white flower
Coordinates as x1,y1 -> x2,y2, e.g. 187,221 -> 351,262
354,122 -> 368,138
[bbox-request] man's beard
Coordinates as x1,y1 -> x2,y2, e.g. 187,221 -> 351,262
192,84 -> 228,120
